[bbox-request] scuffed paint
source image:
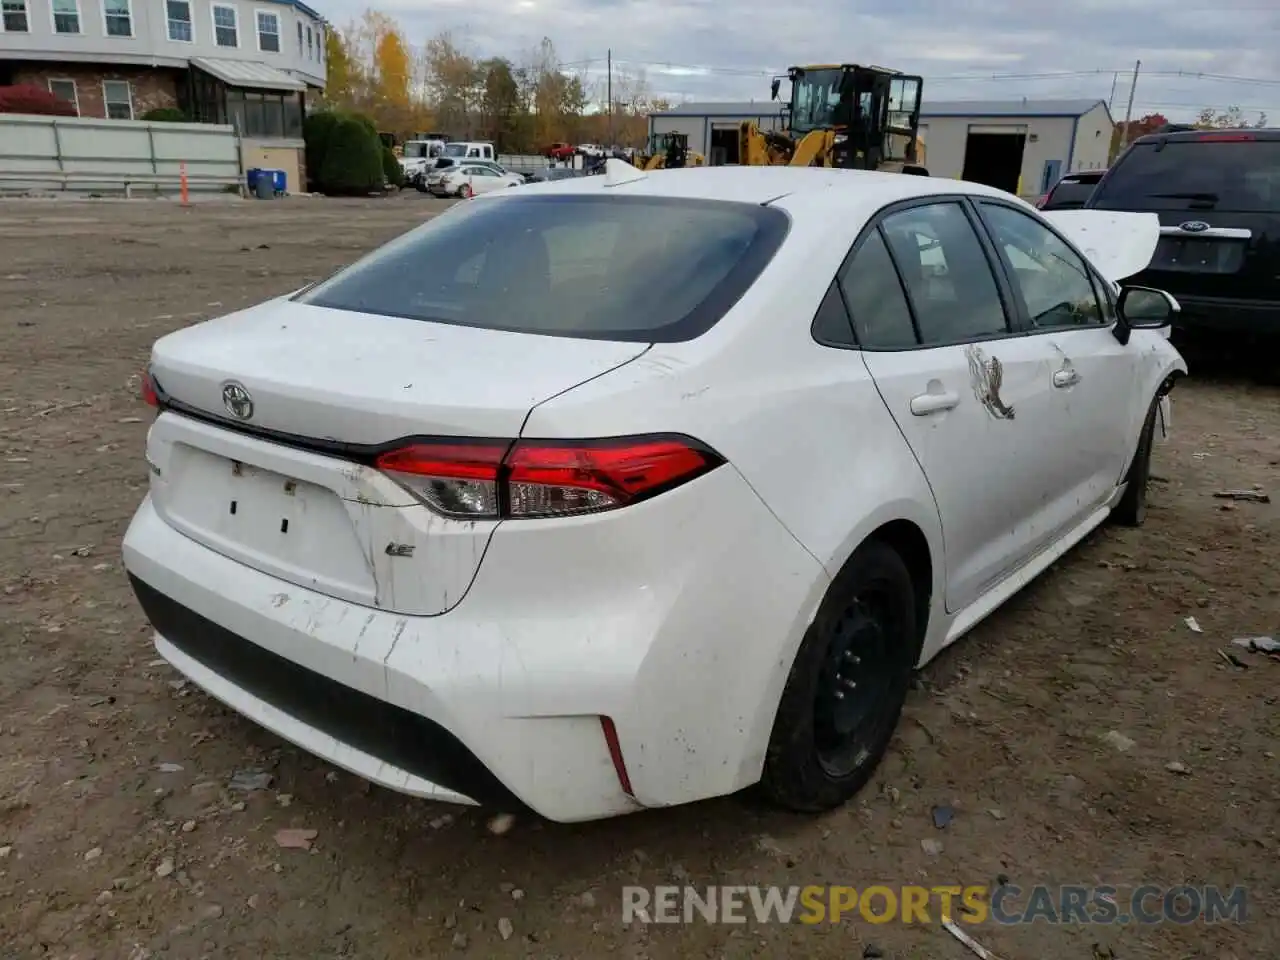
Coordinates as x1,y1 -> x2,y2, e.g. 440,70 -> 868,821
964,345 -> 1015,420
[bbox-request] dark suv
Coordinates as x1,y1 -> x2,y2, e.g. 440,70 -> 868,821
1037,170 -> 1105,210
1085,128 -> 1280,350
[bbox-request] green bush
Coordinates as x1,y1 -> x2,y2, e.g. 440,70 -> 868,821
303,110 -> 386,194
302,110 -> 344,191
317,116 -> 385,196
381,146 -> 404,188
142,106 -> 189,122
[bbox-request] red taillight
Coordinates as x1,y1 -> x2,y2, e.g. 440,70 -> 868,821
1196,132 -> 1255,142
372,434 -> 722,520
374,441 -> 507,519
141,369 -> 159,407
1035,194 -> 1048,208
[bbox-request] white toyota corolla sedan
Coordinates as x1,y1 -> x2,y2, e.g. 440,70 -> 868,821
123,162 -> 1186,822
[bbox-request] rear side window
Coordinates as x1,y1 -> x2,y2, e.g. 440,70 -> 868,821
1091,139 -> 1280,214
297,194 -> 790,342
837,230 -> 917,349
879,202 -> 1010,346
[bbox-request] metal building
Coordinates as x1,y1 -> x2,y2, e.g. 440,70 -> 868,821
648,98 -> 1113,200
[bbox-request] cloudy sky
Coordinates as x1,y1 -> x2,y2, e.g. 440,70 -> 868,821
333,0 -> 1280,123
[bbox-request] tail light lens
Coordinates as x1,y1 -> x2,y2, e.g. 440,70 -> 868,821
373,435 -> 724,520
1035,194 -> 1048,209
141,368 -> 160,407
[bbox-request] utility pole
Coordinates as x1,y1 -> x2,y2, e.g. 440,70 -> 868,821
1119,59 -> 1140,150
607,49 -> 613,148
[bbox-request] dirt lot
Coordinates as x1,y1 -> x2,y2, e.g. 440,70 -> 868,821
1,195 -> 1277,960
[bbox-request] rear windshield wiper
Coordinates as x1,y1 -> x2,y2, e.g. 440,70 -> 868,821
1146,191 -> 1219,201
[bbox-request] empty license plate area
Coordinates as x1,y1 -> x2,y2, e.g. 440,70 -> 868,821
161,443 -> 378,602
1151,237 -> 1245,274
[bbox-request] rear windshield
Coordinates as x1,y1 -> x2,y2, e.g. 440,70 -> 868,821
296,194 -> 790,342
1090,139 -> 1280,214
1043,178 -> 1100,209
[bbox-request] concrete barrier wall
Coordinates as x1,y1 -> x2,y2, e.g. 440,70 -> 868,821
0,114 -> 241,194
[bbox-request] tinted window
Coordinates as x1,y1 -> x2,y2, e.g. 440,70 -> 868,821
1043,178 -> 1100,210
811,281 -> 855,346
880,203 -> 1009,346
837,230 -> 917,348
297,195 -> 790,342
981,204 -> 1104,329
1090,140 -> 1280,214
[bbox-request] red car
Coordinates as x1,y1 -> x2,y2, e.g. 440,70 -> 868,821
545,142 -> 577,161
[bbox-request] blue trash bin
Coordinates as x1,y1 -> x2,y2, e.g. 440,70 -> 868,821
246,168 -> 262,191
269,169 -> 287,195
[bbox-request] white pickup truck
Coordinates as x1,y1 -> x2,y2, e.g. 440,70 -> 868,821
398,139 -> 448,182
411,141 -> 553,192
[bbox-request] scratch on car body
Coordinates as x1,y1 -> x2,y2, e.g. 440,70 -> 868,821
964,345 -> 1015,420
384,618 -> 409,665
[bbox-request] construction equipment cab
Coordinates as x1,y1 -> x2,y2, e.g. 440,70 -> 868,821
636,133 -> 706,171
742,63 -> 928,174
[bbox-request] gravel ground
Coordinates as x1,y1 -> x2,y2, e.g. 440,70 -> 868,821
1,194 -> 1277,960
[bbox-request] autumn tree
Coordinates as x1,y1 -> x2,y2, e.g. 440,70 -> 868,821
322,29 -> 362,109
479,58 -> 523,150
424,32 -> 480,138
313,17 -> 661,150
1195,105 -> 1267,129
1109,112 -> 1167,158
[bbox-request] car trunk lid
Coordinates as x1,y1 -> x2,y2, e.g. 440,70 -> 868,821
146,299 -> 648,615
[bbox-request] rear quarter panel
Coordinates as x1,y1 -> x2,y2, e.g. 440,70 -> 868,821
520,202 -> 946,793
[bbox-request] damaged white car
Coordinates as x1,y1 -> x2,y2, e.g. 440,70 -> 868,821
123,163 -> 1186,822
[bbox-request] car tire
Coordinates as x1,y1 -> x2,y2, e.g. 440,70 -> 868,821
1111,394 -> 1160,528
759,539 -> 918,813
458,184 -> 473,199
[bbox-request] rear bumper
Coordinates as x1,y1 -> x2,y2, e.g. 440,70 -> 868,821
1167,294 -> 1280,337
122,462 -> 828,821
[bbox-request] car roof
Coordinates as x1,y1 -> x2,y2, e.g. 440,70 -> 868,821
1131,127 -> 1280,145
481,163 -> 1025,209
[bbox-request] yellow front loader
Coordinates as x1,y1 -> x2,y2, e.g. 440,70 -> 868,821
634,133 -> 707,171
738,63 -> 928,175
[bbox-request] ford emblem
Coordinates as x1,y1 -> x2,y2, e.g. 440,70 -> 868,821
221,381 -> 254,420
1178,220 -> 1210,233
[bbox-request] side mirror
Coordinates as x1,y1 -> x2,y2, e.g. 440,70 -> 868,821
1117,286 -> 1179,329
770,78 -> 781,101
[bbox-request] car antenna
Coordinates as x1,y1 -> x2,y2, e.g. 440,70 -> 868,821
603,157 -> 648,188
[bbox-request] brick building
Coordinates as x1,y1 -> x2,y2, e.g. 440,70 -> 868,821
0,0 -> 326,126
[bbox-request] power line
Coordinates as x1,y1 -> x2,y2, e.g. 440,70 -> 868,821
570,58 -> 1280,90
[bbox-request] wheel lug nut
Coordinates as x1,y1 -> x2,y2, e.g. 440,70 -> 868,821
842,677 -> 857,690
834,690 -> 844,700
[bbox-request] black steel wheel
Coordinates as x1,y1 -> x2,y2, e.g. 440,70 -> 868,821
761,539 -> 918,812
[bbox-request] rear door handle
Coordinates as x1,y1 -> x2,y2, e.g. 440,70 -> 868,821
1052,368 -> 1080,388
909,391 -> 960,416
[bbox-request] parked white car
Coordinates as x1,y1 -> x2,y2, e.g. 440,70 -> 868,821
438,164 -> 524,198
124,163 -> 1186,823
423,159 -> 523,196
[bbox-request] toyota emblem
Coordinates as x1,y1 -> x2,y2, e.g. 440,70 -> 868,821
221,381 -> 254,420
1178,220 -> 1210,233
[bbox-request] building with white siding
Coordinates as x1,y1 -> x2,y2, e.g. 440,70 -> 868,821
649,98 -> 1113,200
